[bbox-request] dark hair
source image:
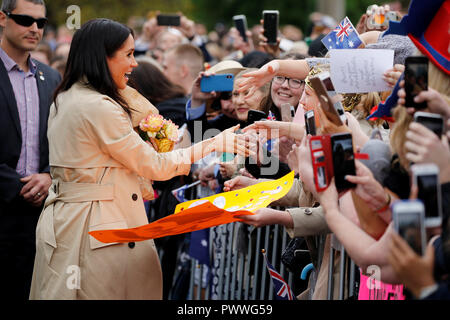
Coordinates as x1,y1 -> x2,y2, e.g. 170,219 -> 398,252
127,60 -> 185,105
239,50 -> 273,68
1,0 -> 45,12
53,18 -> 134,114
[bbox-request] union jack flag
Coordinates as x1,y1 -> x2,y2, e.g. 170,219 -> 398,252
263,250 -> 295,300
321,17 -> 363,51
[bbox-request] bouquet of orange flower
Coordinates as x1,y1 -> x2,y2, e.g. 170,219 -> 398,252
138,114 -> 179,153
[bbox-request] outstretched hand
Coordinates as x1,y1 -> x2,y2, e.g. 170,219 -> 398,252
238,60 -> 280,99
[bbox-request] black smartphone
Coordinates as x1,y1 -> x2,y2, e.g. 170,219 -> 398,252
411,164 -> 443,228
304,110 -> 317,136
331,133 -> 356,192
263,10 -> 279,45
413,111 -> 444,138
247,109 -> 267,126
404,56 -> 428,109
157,14 -> 181,26
393,200 -> 427,255
233,15 -> 248,43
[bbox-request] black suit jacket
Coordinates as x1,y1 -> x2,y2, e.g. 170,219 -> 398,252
0,58 -> 61,216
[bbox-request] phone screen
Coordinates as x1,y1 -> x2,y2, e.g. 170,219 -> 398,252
396,212 -> 424,255
305,110 -> 317,136
263,11 -> 279,44
415,115 -> 444,137
157,14 -> 181,26
417,174 -> 440,219
331,134 -> 356,191
405,57 -> 428,109
233,16 -> 248,42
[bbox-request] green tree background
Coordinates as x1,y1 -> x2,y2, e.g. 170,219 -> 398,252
45,0 -> 410,34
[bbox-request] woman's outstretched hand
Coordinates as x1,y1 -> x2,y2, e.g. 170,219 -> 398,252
213,124 -> 257,157
238,60 -> 280,98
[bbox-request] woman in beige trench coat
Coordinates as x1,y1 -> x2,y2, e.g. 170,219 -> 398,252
29,19 -> 252,300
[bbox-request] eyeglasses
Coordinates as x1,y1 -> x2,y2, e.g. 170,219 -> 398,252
272,76 -> 304,89
2,11 -> 48,29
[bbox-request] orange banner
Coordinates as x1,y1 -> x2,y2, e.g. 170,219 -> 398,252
89,202 -> 254,243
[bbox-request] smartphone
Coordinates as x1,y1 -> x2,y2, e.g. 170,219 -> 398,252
280,103 -> 295,122
263,10 -> 279,45
247,109 -> 267,125
310,76 -> 343,126
411,163 -> 442,228
330,133 -> 356,192
156,14 -> 181,26
233,15 -> 248,43
413,111 -> 444,138
404,56 -> 428,109
200,74 -> 234,93
392,200 -> 427,256
305,110 -> 317,136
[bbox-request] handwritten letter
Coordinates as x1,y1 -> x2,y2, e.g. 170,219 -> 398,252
330,49 -> 394,93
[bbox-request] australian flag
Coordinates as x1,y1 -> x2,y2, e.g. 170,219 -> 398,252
263,251 -> 295,300
321,17 -> 363,51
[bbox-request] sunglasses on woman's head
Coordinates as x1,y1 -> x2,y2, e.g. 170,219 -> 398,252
2,11 -> 48,29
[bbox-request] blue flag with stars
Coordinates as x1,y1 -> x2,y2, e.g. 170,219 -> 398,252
321,17 -> 363,51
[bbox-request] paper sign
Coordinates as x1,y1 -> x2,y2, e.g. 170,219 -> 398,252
359,272 -> 405,300
330,49 -> 394,93
175,171 -> 295,214
89,171 -> 295,243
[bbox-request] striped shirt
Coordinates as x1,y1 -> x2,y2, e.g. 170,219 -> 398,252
0,47 -> 40,176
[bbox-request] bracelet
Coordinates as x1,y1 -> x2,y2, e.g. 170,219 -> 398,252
375,192 -> 391,213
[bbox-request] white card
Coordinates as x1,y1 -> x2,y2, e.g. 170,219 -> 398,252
330,49 -> 394,93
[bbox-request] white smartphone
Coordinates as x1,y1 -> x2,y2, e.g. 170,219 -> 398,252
411,163 -> 442,228
392,200 -> 427,256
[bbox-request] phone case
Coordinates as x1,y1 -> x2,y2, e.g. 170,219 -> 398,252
309,77 -> 343,126
200,74 -> 234,93
309,135 -> 334,192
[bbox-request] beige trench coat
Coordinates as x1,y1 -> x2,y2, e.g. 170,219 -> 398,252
29,82 -> 191,300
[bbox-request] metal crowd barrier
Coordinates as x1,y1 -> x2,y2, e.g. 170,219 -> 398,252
147,191 -> 360,301
187,222 -> 293,300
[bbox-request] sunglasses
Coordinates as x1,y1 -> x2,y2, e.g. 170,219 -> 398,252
3,11 -> 48,29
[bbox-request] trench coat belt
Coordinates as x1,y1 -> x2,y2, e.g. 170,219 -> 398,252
40,180 -> 116,262
45,179 -> 115,205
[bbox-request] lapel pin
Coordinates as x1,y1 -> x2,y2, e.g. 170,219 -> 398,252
39,71 -> 45,81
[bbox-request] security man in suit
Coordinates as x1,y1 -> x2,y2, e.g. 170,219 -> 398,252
0,0 -> 61,299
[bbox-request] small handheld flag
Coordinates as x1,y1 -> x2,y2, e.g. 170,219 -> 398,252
321,17 -> 363,51
171,180 -> 201,203
262,249 -> 295,300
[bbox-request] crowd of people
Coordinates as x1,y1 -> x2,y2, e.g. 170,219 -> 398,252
0,0 -> 449,301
